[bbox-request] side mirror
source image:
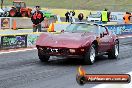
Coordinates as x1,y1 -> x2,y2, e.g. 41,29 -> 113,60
103,32 -> 108,36
61,29 -> 64,33
100,33 -> 103,38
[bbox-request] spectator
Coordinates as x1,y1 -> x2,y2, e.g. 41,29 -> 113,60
108,11 -> 111,22
65,11 -> 70,22
123,12 -> 131,24
78,12 -> 84,22
31,6 -> 44,32
101,8 -> 109,24
69,11 -> 73,22
72,10 -> 75,16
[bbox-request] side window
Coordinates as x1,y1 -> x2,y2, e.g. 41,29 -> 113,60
99,26 -> 108,37
100,26 -> 108,34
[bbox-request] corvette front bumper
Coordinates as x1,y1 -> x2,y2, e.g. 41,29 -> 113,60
36,46 -> 87,57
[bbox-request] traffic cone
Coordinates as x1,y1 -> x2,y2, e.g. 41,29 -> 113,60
51,22 -> 54,32
12,20 -> 17,30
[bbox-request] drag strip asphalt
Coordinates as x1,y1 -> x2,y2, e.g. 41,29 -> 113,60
0,38 -> 131,88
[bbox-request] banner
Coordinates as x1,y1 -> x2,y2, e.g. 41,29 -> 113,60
110,12 -> 125,23
107,24 -> 132,35
1,35 -> 27,49
27,34 -> 39,47
0,17 -> 12,29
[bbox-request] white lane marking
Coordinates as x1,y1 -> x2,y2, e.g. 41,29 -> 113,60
0,48 -> 37,55
119,35 -> 132,39
92,71 -> 132,88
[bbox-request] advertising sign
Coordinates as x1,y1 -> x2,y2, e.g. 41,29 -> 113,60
0,17 -> 12,29
1,35 -> 27,49
107,24 -> 132,35
27,34 -> 39,47
110,12 -> 125,23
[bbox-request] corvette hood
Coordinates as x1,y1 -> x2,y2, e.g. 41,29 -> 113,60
37,32 -> 94,48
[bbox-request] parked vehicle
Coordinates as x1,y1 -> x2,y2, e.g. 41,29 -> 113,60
36,22 -> 119,65
31,9 -> 55,18
40,10 -> 55,18
0,8 -> 9,17
9,0 -> 32,17
87,12 -> 101,22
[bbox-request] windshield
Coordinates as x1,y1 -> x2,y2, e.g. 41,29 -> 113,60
65,24 -> 97,33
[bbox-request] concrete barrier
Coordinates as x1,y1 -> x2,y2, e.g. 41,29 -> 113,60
0,32 -> 42,50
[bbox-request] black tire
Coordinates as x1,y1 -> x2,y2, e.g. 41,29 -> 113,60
9,9 -> 17,17
38,52 -> 50,62
108,40 -> 119,59
83,44 -> 96,65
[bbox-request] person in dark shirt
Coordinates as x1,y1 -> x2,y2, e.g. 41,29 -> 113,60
65,11 -> 70,22
31,6 -> 44,32
72,10 -> 75,16
78,12 -> 84,22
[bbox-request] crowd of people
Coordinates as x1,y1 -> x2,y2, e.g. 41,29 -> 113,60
65,11 -> 84,22
30,5 -> 132,32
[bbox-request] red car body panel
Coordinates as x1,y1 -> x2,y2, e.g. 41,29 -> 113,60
36,32 -> 96,48
36,24 -> 118,57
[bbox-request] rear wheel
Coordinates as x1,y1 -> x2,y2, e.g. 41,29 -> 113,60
108,40 -> 119,59
83,44 -> 96,65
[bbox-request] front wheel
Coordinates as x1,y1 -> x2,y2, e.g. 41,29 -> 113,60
108,40 -> 119,59
38,52 -> 50,62
83,44 -> 96,65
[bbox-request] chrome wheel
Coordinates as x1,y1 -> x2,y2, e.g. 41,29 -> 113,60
90,47 -> 95,63
108,40 -> 119,59
115,44 -> 119,57
84,45 -> 96,65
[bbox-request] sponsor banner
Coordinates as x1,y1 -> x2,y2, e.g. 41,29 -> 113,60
107,24 -> 132,35
0,17 -> 12,29
110,12 -> 125,23
1,35 -> 27,49
27,34 -> 40,47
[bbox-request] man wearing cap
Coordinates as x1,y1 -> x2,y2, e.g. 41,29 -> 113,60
31,6 -> 44,32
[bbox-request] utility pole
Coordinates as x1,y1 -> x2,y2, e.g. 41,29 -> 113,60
1,0 -> 3,9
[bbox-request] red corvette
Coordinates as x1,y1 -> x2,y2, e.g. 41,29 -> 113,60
36,23 -> 119,64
